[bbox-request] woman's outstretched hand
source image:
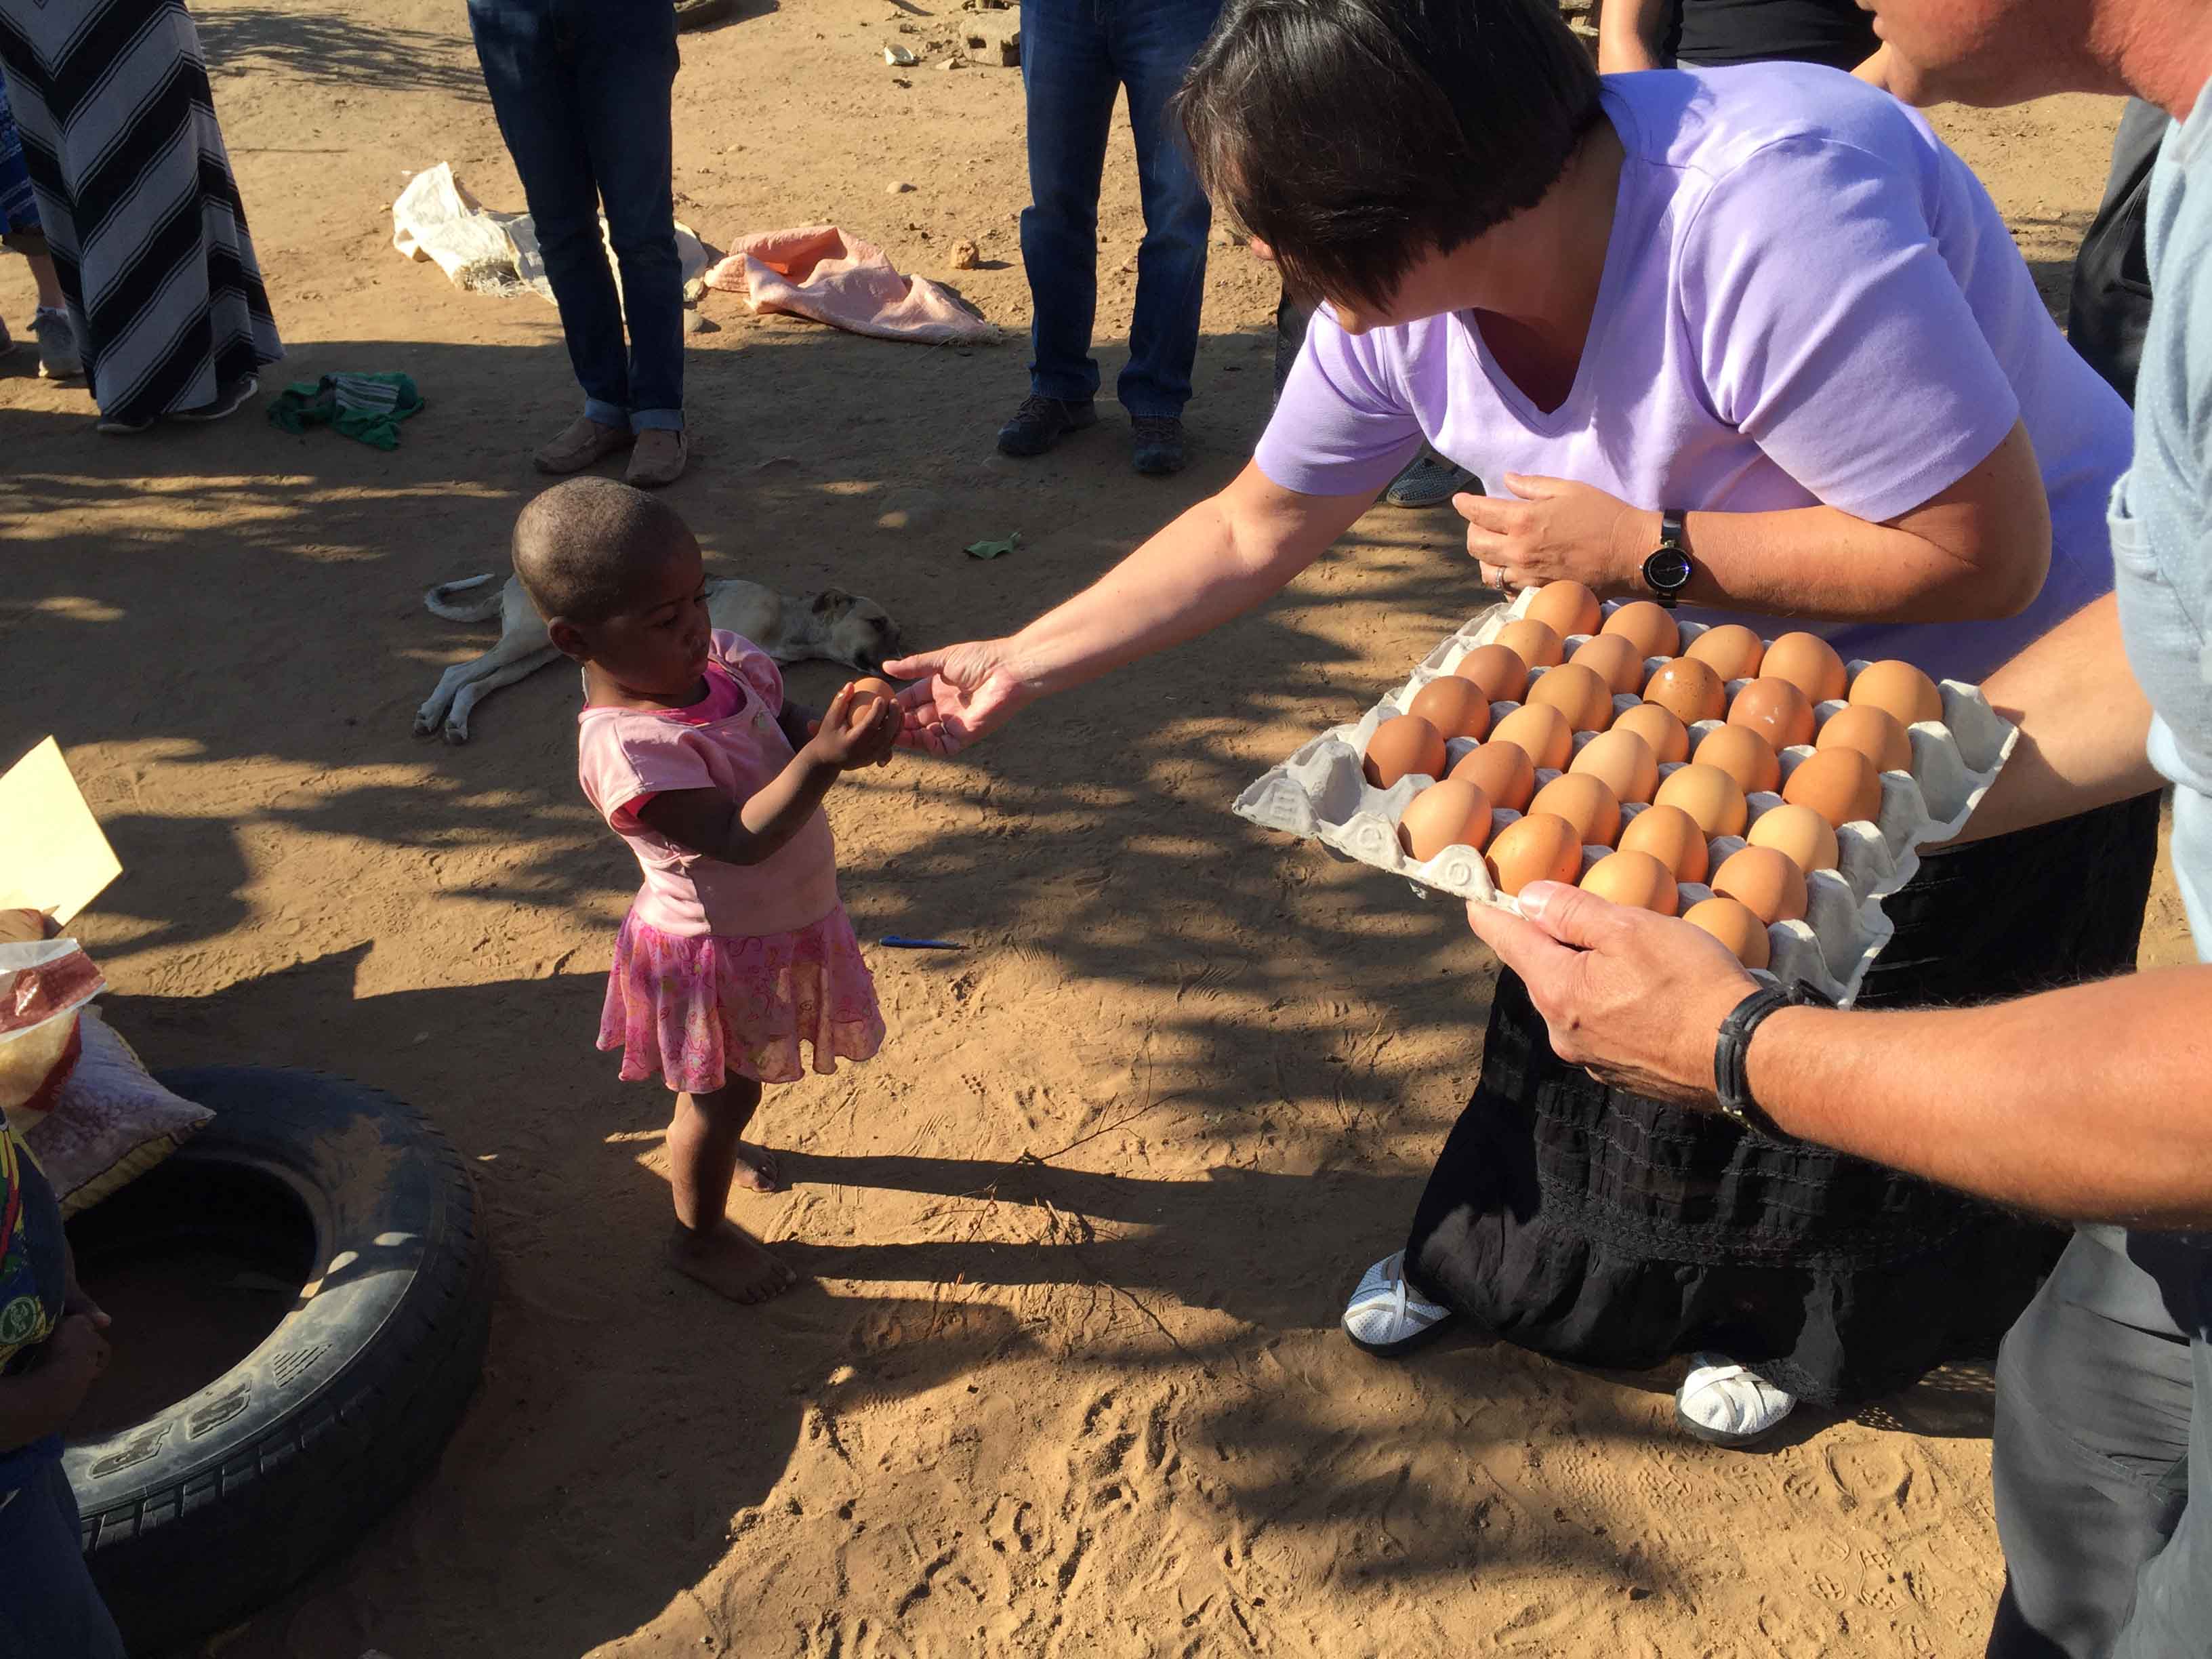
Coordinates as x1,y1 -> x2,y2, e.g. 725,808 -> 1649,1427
882,640 -> 1037,756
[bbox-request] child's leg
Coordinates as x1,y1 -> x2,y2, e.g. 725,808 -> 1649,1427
665,1078 -> 796,1304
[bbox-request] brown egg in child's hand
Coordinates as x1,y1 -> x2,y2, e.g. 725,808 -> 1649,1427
1694,724 -> 1781,796
1653,762 -> 1748,838
1782,746 -> 1883,828
1685,624 -> 1765,682
1601,600 -> 1679,659
1452,741 -> 1537,813
1363,714 -> 1448,788
1642,657 -> 1727,725
1453,642 -> 1530,704
1489,702 -> 1574,772
1525,662 -> 1615,734
1611,700 -> 1690,764
1580,849 -> 1679,916
1728,676 -> 1816,750
1684,896 -> 1773,970
1525,580 -> 1603,640
1397,779 -> 1494,861
1761,632 -> 1847,705
1617,801 -> 1710,883
1528,773 -> 1622,848
1496,617 -> 1565,670
1486,813 -> 1585,896
1408,676 -> 1493,741
1849,659 -> 1944,726
1570,727 -> 1658,804
1711,844 -> 1809,925
1746,802 -> 1840,874
1816,703 -> 1912,773
849,676 -> 898,707
1571,632 -> 1646,696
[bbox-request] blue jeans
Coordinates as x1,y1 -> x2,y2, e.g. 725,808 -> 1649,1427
1019,0 -> 1223,418
467,0 -> 684,432
0,1458 -> 127,1658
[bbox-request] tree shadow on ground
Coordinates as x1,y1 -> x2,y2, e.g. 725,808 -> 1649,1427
196,3 -> 489,98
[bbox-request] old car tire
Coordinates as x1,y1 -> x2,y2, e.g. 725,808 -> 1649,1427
64,1069 -> 491,1655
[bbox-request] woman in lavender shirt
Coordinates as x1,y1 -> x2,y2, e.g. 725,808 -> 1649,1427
888,0 -> 2157,1445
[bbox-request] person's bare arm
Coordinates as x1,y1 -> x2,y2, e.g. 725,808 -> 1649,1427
1852,43 -> 1899,96
1597,0 -> 1673,73
1465,422 -> 2053,623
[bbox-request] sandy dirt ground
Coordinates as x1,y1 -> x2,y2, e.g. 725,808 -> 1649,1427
0,3 -> 2188,1654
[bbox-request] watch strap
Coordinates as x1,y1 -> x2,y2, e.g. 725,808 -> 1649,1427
1713,981 -> 1829,1140
1661,509 -> 1687,548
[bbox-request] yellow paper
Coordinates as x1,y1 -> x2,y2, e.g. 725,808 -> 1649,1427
0,737 -> 122,924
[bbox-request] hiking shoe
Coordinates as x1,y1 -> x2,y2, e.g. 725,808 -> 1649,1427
996,394 -> 1096,457
1130,415 -> 1187,476
1385,450 -> 1476,509
534,415 -> 633,475
626,427 -> 689,488
32,308 -> 83,380
176,373 -> 260,423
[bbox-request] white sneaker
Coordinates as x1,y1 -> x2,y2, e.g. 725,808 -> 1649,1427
31,308 -> 82,380
1675,1353 -> 1797,1448
1341,1250 -> 1458,1355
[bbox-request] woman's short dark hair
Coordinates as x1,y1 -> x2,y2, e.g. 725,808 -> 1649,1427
1178,0 -> 1603,310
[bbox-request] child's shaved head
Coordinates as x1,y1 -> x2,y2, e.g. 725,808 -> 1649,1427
512,476 -> 697,623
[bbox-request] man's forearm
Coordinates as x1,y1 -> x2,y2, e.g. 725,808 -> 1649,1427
1749,967 -> 2212,1227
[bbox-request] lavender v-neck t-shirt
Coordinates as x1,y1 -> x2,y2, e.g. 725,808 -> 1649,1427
1256,66 -> 2132,683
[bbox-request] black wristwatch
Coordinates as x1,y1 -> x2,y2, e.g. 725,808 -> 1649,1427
1641,510 -> 1693,609
1713,980 -> 1833,1141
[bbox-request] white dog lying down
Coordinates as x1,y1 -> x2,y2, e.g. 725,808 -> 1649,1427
413,572 -> 903,744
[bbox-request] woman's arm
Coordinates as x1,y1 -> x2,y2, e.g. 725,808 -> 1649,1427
1597,0 -> 1674,74
890,464 -> 1378,754
1460,419 -> 2053,623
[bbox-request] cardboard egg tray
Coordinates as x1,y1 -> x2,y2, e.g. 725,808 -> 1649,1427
1231,592 -> 2018,1006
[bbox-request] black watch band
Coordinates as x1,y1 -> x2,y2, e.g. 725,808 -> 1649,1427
1713,981 -> 1830,1140
1641,510 -> 1693,610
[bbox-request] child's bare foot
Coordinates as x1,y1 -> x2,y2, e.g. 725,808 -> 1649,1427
668,1221 -> 798,1303
731,1141 -> 782,1193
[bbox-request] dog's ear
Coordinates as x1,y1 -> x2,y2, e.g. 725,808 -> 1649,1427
811,588 -> 854,617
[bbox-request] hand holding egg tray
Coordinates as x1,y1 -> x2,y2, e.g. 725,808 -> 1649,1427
1231,583 -> 2019,1006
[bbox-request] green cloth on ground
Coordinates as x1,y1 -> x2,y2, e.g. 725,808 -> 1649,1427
266,372 -> 424,449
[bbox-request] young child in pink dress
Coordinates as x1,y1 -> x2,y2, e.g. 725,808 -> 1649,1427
514,477 -> 901,1303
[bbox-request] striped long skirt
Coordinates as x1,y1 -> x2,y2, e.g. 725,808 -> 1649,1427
0,0 -> 280,423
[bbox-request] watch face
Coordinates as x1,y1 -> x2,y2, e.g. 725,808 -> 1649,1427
1645,548 -> 1692,591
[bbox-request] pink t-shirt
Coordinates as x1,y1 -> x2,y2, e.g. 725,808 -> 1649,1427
1256,66 -> 2131,684
577,632 -> 840,939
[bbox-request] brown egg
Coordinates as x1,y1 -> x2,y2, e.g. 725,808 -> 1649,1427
1452,741 -> 1537,813
851,676 -> 899,705
1572,632 -> 1647,696
1408,676 -> 1494,741
1580,849 -> 1679,916
1496,617 -> 1565,670
1642,657 -> 1728,725
1816,703 -> 1912,773
1490,703 -> 1574,772
1601,599 -> 1680,659
1728,676 -> 1816,750
1711,845 -> 1809,925
1362,714 -> 1448,789
1684,896 -> 1774,970
1570,727 -> 1659,804
1452,642 -> 1530,704
1611,701 -> 1691,765
1485,813 -> 1586,897
1849,659 -> 1944,726
1761,632 -> 1847,705
1693,724 -> 1782,796
1685,623 -> 1766,682
1397,779 -> 1494,861
1617,802 -> 1711,884
1528,773 -> 1622,848
1653,762 -> 1748,838
1746,803 -> 1841,875
1782,747 -> 1883,828
1525,580 -> 1603,640
1525,662 -> 1615,734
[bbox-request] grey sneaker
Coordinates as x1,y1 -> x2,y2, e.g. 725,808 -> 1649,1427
31,308 -> 83,380
1130,414 -> 1187,476
996,394 -> 1097,457
1385,450 -> 1477,509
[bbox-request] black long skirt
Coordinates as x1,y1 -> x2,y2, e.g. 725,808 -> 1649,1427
1404,793 -> 2163,1406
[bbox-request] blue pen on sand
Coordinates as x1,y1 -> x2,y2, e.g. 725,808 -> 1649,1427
880,936 -> 966,950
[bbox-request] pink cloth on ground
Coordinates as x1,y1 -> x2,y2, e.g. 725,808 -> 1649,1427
577,632 -> 883,1090
701,225 -> 997,346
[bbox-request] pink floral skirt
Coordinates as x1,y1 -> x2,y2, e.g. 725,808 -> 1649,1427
598,907 -> 884,1092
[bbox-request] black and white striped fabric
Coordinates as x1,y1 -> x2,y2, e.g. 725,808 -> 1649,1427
0,0 -> 281,424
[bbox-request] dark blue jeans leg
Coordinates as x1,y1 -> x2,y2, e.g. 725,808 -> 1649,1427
0,1460 -> 127,1658
467,0 -> 631,428
1113,0 -> 1222,417
572,1 -> 683,430
1019,0 -> 1119,406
